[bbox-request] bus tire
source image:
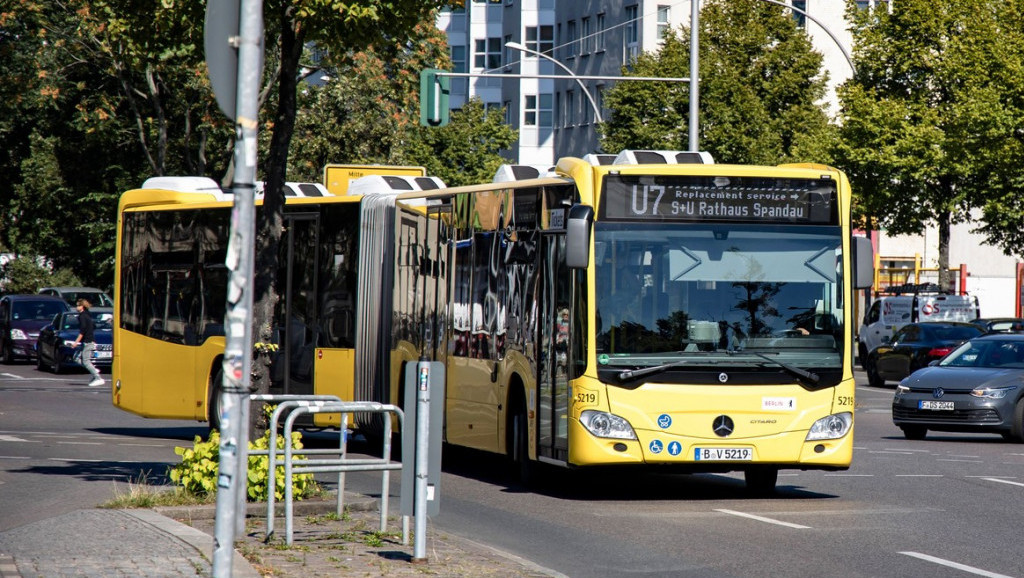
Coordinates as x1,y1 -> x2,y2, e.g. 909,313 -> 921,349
744,467 -> 778,496
207,367 -> 223,434
512,406 -> 538,486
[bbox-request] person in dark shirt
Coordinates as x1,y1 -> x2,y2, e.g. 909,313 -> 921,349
74,299 -> 104,387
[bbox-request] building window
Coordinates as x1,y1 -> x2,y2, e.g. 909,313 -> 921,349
580,91 -> 590,125
565,89 -> 575,127
597,13 -> 606,51
581,17 -> 592,54
524,94 -> 552,127
791,0 -> 806,28
504,100 -> 512,125
566,20 -> 578,58
657,5 -> 670,40
474,37 -> 502,69
525,25 -> 554,56
625,6 -> 639,61
856,0 -> 892,9
504,34 -> 513,66
451,45 -> 467,73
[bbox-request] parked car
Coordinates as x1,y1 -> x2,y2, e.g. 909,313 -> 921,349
37,286 -> 114,315
865,321 -> 983,387
892,333 -> 1024,441
0,295 -> 72,363
35,311 -> 114,374
970,317 -> 1024,334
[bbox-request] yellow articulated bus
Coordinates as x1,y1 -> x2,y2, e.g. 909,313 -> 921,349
113,150 -> 872,493
353,150 -> 873,491
111,174 -> 443,430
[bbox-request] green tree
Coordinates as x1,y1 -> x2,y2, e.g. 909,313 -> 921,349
0,256 -> 81,295
288,20 -> 451,178
834,0 -> 1024,288
600,0 -> 834,165
407,99 -> 518,187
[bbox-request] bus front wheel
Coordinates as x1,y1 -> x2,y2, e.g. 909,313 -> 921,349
744,467 -> 778,495
512,408 -> 538,486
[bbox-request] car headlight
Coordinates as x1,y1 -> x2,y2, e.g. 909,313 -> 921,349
579,410 -> 637,440
895,384 -> 910,397
806,412 -> 852,441
970,386 -> 1017,399
11,329 -> 27,340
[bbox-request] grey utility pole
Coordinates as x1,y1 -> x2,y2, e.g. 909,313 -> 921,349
689,0 -> 700,152
208,0 -> 263,575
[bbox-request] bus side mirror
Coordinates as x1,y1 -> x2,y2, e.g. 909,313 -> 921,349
565,204 -> 594,269
852,236 -> 873,290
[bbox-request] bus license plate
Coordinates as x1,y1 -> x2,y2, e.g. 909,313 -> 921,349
919,400 -> 953,410
695,447 -> 752,461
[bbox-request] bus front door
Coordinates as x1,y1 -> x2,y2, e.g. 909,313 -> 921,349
537,234 -> 570,463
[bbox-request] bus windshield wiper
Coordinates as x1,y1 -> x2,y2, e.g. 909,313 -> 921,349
616,359 -> 692,382
737,351 -> 820,386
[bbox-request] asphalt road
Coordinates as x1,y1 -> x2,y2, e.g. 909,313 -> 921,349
2,362 -> 1022,577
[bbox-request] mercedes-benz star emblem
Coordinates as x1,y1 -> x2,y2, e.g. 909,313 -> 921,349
713,415 -> 734,437
932,387 -> 945,399
718,372 -> 729,383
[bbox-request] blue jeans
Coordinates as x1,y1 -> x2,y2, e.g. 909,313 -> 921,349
81,342 -> 101,380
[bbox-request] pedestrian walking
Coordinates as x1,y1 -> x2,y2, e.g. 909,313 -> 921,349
74,298 -> 104,387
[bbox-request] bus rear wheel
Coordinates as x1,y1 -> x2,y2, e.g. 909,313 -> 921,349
207,367 -> 224,435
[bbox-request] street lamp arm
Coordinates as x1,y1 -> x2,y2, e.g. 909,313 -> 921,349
505,41 -> 603,124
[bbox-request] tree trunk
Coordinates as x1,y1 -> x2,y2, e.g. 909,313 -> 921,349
936,209 -> 952,292
249,6 -> 305,439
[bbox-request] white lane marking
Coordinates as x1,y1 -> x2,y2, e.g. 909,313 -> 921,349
981,477 -> 1024,487
869,450 -> 915,455
0,435 -> 36,443
0,455 -> 31,460
937,459 -> 983,463
824,473 -> 874,477
899,552 -> 1016,578
57,441 -> 103,446
0,373 -> 22,379
47,457 -> 103,462
714,509 -> 810,529
895,474 -> 943,477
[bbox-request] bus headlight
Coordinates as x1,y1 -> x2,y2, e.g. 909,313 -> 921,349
579,410 -> 637,440
805,412 -> 852,441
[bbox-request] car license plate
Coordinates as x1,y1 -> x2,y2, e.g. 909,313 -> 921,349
94,351 -> 112,359
694,447 -> 752,461
918,400 -> 954,410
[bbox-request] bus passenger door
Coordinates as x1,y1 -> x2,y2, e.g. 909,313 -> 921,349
277,213 -> 319,396
537,234 -> 570,462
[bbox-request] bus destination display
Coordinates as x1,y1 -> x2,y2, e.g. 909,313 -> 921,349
601,175 -> 838,225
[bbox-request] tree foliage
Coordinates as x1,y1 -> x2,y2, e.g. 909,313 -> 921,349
834,0 -> 1024,284
0,256 -> 82,294
600,0 -> 834,165
407,99 -> 518,187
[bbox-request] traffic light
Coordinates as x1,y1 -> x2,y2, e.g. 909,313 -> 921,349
419,69 -> 450,127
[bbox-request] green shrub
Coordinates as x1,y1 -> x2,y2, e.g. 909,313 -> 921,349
169,430 -> 317,502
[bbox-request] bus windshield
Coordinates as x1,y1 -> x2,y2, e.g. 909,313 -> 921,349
594,223 -> 844,375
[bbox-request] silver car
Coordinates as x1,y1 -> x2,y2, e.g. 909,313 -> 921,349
892,334 -> 1024,441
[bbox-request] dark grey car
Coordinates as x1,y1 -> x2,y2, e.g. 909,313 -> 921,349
892,334 -> 1024,441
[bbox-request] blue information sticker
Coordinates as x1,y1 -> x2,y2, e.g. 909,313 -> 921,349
649,440 -> 664,454
657,414 -> 672,429
667,441 -> 682,456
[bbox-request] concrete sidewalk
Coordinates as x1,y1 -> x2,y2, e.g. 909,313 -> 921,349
0,494 -> 562,578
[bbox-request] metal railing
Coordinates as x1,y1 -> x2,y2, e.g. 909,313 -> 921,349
249,394 -> 404,545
